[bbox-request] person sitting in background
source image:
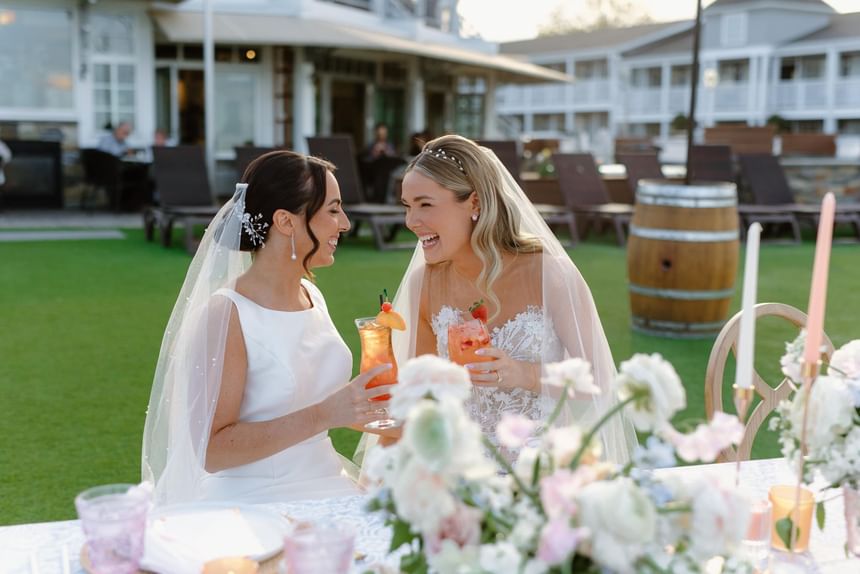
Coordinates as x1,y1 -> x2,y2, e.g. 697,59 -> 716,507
363,122 -> 397,160
97,122 -> 132,157
0,139 -> 11,186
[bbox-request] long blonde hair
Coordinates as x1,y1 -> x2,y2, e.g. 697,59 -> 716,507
404,134 -> 542,320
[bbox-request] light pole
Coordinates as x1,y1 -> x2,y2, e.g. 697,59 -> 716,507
684,0 -> 703,185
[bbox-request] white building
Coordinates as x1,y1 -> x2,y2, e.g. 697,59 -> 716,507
0,0 -> 562,165
496,0 -> 860,157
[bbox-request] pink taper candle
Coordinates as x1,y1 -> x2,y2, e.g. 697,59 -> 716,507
802,192 -> 836,369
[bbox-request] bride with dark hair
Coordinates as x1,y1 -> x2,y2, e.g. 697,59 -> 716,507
142,151 -> 393,505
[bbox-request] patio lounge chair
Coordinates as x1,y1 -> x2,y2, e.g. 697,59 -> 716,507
476,140 -> 522,185
234,146 -> 280,181
617,152 -> 663,199
80,148 -> 126,212
144,146 -> 220,254
738,154 -> 860,242
307,135 -> 410,251
552,153 -> 633,246
688,145 -> 734,184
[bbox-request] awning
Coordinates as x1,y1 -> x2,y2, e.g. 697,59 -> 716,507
151,10 -> 570,84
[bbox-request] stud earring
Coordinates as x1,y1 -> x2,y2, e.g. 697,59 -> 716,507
290,235 -> 297,261
471,213 -> 479,222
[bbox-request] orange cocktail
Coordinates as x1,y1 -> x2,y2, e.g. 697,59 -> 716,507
355,317 -> 397,401
447,319 -> 492,367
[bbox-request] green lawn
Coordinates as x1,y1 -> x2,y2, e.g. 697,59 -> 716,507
1,228 -> 857,525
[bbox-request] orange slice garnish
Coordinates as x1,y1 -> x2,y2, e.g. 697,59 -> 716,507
376,309 -> 406,331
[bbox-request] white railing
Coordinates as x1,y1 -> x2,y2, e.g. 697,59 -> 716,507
572,80 -> 609,105
772,80 -> 827,111
712,83 -> 749,112
626,88 -> 662,115
836,78 -> 860,108
530,84 -> 566,107
668,87 -> 690,115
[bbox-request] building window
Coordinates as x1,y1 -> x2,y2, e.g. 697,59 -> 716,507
215,70 -> 258,152
840,51 -> 860,78
533,113 -> 564,132
670,65 -> 691,86
788,120 -> 823,134
781,55 -> 825,81
89,13 -> 135,55
838,119 -> 860,134
92,63 -> 136,131
626,122 -> 660,137
721,13 -> 747,47
575,59 -> 608,80
540,62 -> 566,73
631,67 -> 661,88
717,59 -> 749,84
0,7 -> 74,111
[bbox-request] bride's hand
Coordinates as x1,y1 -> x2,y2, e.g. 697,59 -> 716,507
320,364 -> 393,429
466,348 -> 539,393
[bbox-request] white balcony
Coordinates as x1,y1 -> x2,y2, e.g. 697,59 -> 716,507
530,84 -> 567,107
626,87 -> 661,115
572,80 -> 609,106
772,80 -> 827,111
668,87 -> 690,115
712,83 -> 750,113
836,78 -> 860,109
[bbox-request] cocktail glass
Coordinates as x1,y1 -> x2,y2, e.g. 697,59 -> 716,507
355,317 -> 398,430
74,484 -> 149,574
447,318 -> 492,369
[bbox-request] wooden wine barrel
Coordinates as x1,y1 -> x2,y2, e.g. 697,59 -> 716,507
627,180 -> 739,338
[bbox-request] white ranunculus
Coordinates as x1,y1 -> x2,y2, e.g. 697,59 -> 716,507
479,542 -> 523,573
426,539 -> 480,574
615,353 -> 686,432
542,358 -> 600,396
577,477 -> 657,573
831,340 -> 860,381
544,425 -> 583,468
780,331 -> 806,383
391,457 -> 457,535
789,375 -> 855,451
390,355 -> 471,419
688,478 -> 749,560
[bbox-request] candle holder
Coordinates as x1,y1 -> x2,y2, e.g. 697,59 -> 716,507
732,384 -> 754,485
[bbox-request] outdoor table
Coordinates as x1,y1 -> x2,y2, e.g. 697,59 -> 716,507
1,458 -> 856,573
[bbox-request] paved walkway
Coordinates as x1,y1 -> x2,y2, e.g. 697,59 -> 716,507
0,210 -> 142,230
0,229 -> 126,242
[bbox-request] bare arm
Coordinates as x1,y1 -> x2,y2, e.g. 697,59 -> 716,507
205,306 -> 391,473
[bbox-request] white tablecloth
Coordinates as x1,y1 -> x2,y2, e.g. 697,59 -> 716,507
1,458 -> 857,573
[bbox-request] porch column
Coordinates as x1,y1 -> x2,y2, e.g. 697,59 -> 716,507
364,83 -> 376,146
824,47 -> 838,133
292,47 -> 315,154
203,0 -> 215,188
660,62 -> 671,139
319,74 -> 333,136
407,58 -> 425,135
483,70 -> 498,138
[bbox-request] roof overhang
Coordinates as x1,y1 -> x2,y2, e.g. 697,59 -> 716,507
151,10 -> 571,83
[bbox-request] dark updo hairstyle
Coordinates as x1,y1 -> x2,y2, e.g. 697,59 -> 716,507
239,150 -> 336,274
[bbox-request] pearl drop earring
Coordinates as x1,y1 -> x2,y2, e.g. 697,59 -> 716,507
290,235 -> 297,261
471,213 -> 479,222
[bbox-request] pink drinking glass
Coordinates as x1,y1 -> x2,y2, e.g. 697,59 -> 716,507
283,522 -> 355,574
74,484 -> 149,574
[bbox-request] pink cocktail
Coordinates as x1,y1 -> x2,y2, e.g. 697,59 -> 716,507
447,319 -> 492,367
75,484 -> 149,574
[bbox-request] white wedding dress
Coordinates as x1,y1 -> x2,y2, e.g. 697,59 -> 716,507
431,304 -> 559,447
197,280 -> 360,503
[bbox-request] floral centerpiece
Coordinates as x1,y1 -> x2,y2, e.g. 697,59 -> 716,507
771,334 -> 860,554
365,354 -> 754,574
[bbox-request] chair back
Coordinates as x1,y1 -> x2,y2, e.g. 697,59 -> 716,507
738,154 -> 794,205
689,145 -> 734,184
80,148 -> 121,188
780,133 -> 836,157
617,153 -> 662,196
476,140 -> 521,184
552,153 -> 611,207
704,302 -> 834,462
704,125 -> 775,155
151,146 -> 212,207
234,146 -> 280,181
307,136 -> 366,205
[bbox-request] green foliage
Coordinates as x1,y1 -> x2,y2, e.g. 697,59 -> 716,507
766,114 -> 791,134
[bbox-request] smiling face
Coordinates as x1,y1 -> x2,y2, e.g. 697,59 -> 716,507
294,170 -> 350,268
401,170 -> 476,265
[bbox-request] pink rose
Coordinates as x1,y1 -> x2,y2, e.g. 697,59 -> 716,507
539,467 -> 597,520
496,414 -> 538,449
424,503 -> 482,555
537,517 -> 588,565
664,413 -> 743,463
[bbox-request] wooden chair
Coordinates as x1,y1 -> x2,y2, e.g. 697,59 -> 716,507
704,125 -> 775,156
689,144 -> 734,184
144,146 -> 220,254
780,133 -> 836,157
704,302 -> 834,462
307,135 -> 410,251
617,153 -> 663,199
552,153 -> 633,246
476,140 -> 522,185
738,154 -> 860,242
80,148 -> 126,212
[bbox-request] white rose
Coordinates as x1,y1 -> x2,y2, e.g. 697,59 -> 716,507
577,477 -> 657,573
544,425 -> 584,468
426,539 -> 481,574
542,358 -> 600,396
831,340 -> 860,381
688,478 -> 749,560
479,542 -> 523,573
391,457 -> 457,535
390,355 -> 471,419
615,353 -> 686,432
780,331 -> 806,383
789,375 -> 855,451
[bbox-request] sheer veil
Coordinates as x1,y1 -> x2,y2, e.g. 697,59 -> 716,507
358,148 -> 636,467
141,184 -> 251,505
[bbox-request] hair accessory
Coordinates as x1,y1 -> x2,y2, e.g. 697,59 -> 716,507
425,148 -> 466,173
239,209 -> 269,247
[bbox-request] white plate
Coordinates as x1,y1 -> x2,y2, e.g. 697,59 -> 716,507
141,502 -> 287,572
